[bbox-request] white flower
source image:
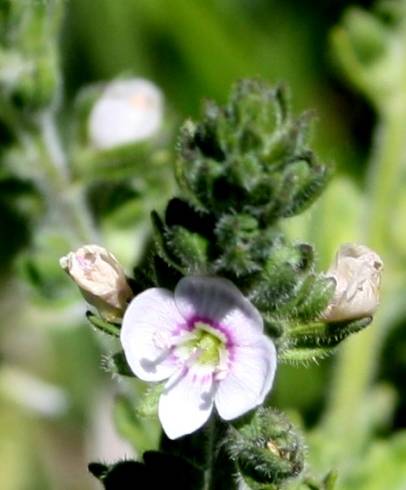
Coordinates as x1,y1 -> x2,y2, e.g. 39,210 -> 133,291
322,243 -> 383,322
60,244 -> 133,322
121,276 -> 277,439
88,78 -> 163,150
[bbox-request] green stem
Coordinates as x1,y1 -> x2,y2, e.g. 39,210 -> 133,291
33,110 -> 98,246
204,416 -> 216,490
321,104 -> 406,458
205,417 -> 238,490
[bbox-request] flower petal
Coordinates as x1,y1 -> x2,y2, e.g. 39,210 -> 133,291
159,368 -> 215,439
215,336 -> 276,420
120,288 -> 185,382
175,276 -> 263,341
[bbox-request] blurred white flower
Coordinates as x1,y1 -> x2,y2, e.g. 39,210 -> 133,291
322,243 -> 383,322
121,276 -> 277,439
60,244 -> 133,322
88,78 -> 163,149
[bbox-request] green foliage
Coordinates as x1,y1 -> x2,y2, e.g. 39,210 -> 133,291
330,1 -> 406,111
0,0 -> 62,110
340,432 -> 406,490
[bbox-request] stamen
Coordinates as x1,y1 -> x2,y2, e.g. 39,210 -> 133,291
212,343 -> 230,380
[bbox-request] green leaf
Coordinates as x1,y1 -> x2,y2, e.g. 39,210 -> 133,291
86,311 -> 120,337
285,316 -> 372,349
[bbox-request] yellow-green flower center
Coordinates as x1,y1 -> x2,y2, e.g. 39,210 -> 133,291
185,321 -> 226,366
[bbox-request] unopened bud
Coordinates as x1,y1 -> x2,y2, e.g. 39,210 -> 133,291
322,243 -> 383,322
60,245 -> 133,322
88,78 -> 163,149
226,408 -> 304,487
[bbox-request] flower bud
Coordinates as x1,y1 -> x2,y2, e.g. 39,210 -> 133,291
226,408 -> 304,486
88,78 -> 163,150
60,245 -> 133,322
322,243 -> 383,322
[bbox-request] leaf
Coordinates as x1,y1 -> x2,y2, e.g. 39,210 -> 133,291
86,311 -> 120,337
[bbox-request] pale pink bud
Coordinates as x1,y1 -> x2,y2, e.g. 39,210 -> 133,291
60,245 -> 133,322
322,243 -> 383,322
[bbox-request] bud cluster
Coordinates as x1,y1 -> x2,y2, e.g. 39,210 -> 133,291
144,80 -> 381,365
177,80 -> 329,221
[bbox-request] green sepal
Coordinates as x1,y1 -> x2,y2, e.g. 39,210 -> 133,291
282,274 -> 336,322
86,311 -> 120,338
250,242 -> 314,312
278,346 -> 335,365
102,351 -> 133,377
167,225 -> 210,273
262,118 -> 307,169
214,213 -> 263,275
226,407 -> 305,486
136,383 -> 165,418
151,210 -> 184,272
282,162 -> 332,218
286,316 -> 372,349
263,315 -> 284,339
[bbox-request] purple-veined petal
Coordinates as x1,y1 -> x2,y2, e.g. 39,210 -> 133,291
174,276 -> 263,341
159,366 -> 215,439
120,288 -> 185,382
215,336 -> 276,420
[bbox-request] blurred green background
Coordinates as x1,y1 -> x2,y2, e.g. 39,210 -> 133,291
2,0 -> 406,489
